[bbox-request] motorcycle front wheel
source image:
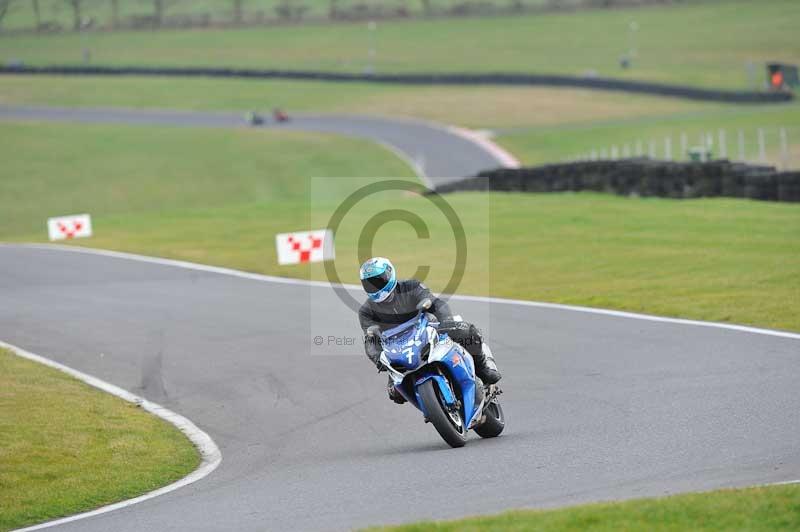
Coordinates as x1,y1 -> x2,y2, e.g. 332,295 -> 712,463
418,379 -> 467,448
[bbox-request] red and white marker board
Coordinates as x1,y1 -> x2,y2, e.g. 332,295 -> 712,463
47,214 -> 92,241
275,229 -> 334,265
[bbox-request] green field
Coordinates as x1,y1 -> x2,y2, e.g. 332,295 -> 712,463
2,0 -> 798,88
367,483 -> 800,532
499,101 -> 800,166
0,121 -> 415,239
0,347 -> 199,531
2,121 -> 798,331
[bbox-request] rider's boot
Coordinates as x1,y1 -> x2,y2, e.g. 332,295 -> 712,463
473,343 -> 501,385
387,376 -> 407,404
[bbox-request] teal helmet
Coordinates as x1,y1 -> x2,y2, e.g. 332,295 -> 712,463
359,257 -> 397,303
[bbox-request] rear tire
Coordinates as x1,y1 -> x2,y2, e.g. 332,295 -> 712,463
474,400 -> 505,438
418,379 -> 467,448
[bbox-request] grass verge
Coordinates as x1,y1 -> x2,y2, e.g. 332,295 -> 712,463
0,347 -> 200,531
364,483 -> 800,531
1,0 -> 797,88
2,121 -> 798,331
498,101 -> 800,167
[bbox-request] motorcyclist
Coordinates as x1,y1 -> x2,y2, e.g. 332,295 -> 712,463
357,257 -> 501,404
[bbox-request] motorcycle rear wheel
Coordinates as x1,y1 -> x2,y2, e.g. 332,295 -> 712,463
419,379 -> 467,448
474,400 -> 505,438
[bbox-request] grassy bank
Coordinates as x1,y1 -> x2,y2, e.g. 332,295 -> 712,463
2,121 -> 798,331
365,483 -> 800,531
498,101 -> 800,166
0,121 -> 414,238
1,0 -> 797,89
0,347 -> 200,531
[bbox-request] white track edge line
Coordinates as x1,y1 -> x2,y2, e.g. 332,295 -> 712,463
313,112 -> 523,170
4,242 -> 799,341
2,340 -> 222,532
446,125 -> 521,169
373,139 -> 433,189
763,479 -> 800,487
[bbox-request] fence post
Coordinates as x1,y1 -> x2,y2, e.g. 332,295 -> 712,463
636,140 -> 643,157
611,145 -> 619,160
664,136 -> 672,160
718,129 -> 727,159
600,148 -> 608,159
680,132 -> 688,160
590,149 -> 598,161
758,128 -> 766,163
738,129 -> 746,161
648,140 -> 656,159
780,127 -> 789,170
623,143 -> 631,158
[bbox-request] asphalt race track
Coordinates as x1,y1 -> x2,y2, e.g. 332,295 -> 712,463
0,105 -> 515,185
2,245 -> 799,531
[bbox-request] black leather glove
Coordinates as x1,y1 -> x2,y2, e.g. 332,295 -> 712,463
365,333 -> 383,370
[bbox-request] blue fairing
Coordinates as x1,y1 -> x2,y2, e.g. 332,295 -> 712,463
413,374 -> 455,418
382,314 -> 429,373
442,346 -> 478,425
381,313 -> 482,427
413,344 -> 479,425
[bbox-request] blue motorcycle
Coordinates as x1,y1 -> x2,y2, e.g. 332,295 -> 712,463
371,299 -> 505,448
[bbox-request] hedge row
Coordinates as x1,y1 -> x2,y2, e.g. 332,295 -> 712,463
0,65 -> 791,104
433,160 -> 800,202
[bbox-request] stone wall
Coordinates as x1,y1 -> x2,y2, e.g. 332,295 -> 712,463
433,160 -> 800,202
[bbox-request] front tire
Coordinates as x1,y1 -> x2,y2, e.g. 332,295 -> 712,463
474,400 -> 505,438
418,379 -> 467,448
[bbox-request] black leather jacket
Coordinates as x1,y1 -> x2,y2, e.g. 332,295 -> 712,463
358,279 -> 453,332
359,280 -> 484,367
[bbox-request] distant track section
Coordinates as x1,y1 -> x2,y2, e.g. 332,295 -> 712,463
0,104 -> 516,185
0,65 -> 792,104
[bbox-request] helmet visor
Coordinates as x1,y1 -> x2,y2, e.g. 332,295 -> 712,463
361,269 -> 392,294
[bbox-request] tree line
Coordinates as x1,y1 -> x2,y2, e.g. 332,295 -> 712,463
0,0 -> 681,32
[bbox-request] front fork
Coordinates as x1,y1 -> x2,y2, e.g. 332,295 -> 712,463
413,372 -> 458,420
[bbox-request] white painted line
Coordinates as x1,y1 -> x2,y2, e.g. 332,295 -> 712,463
372,113 -> 522,170
300,112 -> 521,171
446,125 -> 521,169
452,293 -> 800,340
763,479 -> 800,487
1,340 -> 222,532
4,243 -> 799,342
374,139 -> 434,189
